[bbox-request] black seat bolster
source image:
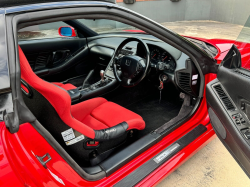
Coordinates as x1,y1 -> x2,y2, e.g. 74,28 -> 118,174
94,122 -> 129,141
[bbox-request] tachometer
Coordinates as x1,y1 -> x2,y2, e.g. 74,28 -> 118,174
161,51 -> 176,72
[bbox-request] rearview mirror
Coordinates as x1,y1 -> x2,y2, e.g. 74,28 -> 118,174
58,26 -> 77,37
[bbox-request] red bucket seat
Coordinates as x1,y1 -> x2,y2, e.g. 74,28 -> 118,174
52,82 -> 77,90
19,46 -> 145,142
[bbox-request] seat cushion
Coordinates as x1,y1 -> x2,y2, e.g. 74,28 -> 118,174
52,82 -> 77,90
71,97 -> 145,131
91,102 -> 145,130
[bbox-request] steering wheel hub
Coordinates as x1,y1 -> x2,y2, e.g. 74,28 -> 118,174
120,55 -> 144,78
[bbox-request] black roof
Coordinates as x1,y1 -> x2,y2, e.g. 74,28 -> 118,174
0,0 -> 115,8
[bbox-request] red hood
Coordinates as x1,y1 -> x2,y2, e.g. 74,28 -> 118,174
184,36 -> 235,61
124,30 -> 146,33
186,36 -> 250,69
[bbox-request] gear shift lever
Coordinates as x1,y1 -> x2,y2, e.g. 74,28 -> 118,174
100,70 -> 105,82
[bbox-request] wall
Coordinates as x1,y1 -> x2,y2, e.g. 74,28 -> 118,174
20,0 -> 250,32
210,0 -> 250,25
118,0 -> 250,25
118,0 -> 186,23
118,0 -> 212,23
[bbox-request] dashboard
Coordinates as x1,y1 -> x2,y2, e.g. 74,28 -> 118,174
118,43 -> 177,73
88,33 -> 200,97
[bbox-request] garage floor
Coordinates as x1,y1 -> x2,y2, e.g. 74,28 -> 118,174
157,21 -> 249,186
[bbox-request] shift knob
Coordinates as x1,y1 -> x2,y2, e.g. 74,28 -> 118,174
100,70 -> 105,82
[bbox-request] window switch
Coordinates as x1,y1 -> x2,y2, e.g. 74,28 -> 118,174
244,130 -> 250,139
240,118 -> 246,123
236,119 -> 241,125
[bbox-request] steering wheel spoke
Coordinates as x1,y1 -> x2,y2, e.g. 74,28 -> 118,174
139,58 -> 146,68
122,77 -> 132,85
114,56 -> 122,66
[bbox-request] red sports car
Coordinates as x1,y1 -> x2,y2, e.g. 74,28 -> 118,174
1,0 -> 250,186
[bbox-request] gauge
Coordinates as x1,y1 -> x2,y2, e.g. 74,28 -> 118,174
161,51 -> 176,72
150,48 -> 161,63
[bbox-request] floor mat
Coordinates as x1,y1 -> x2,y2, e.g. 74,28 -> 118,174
126,94 -> 182,139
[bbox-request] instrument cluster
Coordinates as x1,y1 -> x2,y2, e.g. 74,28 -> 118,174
149,45 -> 176,73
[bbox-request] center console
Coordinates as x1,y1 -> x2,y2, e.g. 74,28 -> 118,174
67,57 -> 118,103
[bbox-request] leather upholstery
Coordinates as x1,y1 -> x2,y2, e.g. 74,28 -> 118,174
94,122 -> 129,141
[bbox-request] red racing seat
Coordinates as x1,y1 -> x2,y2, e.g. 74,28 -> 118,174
19,46 -> 145,141
52,82 -> 77,90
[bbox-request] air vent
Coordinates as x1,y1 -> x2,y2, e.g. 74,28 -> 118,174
235,69 -> 250,79
177,72 -> 192,94
214,84 -> 235,110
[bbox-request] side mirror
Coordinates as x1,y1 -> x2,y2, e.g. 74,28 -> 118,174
58,26 -> 77,37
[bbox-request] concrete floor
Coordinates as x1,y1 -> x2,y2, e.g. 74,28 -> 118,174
158,21 -> 249,187
157,138 -> 249,187
161,20 -> 243,40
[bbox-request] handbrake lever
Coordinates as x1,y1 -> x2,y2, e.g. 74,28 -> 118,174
82,69 -> 94,89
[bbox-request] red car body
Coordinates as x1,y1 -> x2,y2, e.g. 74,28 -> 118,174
1,34 -> 245,186
1,1 -> 249,184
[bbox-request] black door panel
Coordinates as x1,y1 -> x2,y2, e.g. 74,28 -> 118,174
206,45 -> 250,177
19,38 -> 86,54
19,38 -> 92,82
34,47 -> 89,78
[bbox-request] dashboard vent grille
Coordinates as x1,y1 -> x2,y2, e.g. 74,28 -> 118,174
214,84 -> 235,110
235,69 -> 250,79
178,72 -> 192,94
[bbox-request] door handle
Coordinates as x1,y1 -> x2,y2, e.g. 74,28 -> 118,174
47,50 -> 71,67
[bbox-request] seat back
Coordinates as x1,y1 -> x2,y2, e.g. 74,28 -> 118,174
18,46 -> 95,139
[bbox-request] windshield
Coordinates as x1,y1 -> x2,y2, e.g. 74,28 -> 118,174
77,19 -> 142,34
234,16 -> 250,70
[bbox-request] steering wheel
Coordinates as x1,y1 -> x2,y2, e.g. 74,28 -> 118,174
113,38 -> 150,87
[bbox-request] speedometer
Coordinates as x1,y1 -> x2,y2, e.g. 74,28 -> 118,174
150,48 -> 161,63
161,51 -> 176,72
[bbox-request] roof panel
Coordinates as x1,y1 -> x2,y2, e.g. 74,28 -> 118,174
0,0 -> 115,8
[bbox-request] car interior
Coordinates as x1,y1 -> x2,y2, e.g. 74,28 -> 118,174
17,17 -> 215,178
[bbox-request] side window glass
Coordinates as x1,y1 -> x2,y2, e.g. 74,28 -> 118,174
234,16 -> 250,71
77,19 -> 139,34
18,21 -> 77,40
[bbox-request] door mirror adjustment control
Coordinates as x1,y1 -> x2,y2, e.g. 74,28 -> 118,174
241,102 -> 245,110
232,113 -> 241,119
